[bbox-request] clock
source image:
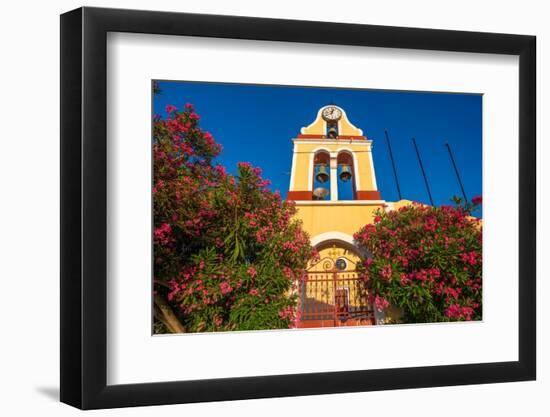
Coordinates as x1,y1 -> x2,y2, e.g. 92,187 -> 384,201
322,106 -> 342,121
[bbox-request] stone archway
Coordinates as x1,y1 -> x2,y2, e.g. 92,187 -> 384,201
297,234 -> 375,328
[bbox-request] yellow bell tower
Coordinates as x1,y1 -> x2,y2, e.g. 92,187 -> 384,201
288,105 -> 387,264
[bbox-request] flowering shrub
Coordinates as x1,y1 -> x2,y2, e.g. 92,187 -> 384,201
354,199 -> 482,323
153,103 -> 313,333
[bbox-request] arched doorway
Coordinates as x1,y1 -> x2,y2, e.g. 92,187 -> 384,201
297,237 -> 375,328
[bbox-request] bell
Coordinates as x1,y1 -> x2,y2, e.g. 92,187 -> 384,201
315,164 -> 329,183
327,127 -> 338,139
339,164 -> 352,182
313,187 -> 329,200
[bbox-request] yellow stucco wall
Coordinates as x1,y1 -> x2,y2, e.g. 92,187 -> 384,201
355,150 -> 376,190
291,149 -> 312,191
294,202 -> 385,238
301,117 -> 325,135
387,199 -> 415,211
339,119 -> 363,136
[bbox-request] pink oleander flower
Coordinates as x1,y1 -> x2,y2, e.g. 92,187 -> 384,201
472,195 -> 482,205
374,295 -> 390,312
259,179 -> 271,188
165,104 -> 177,113
278,306 -> 294,320
282,266 -> 293,279
153,223 -> 172,245
460,251 -> 478,266
445,304 -> 474,320
247,266 -> 258,278
238,161 -> 253,170
219,281 -> 232,295
214,164 -> 227,177
423,216 -> 438,232
445,304 -> 461,318
380,264 -> 392,281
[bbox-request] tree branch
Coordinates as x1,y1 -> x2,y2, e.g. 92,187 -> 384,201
154,294 -> 186,333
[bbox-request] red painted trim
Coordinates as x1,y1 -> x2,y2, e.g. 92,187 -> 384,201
355,190 -> 382,200
337,135 -> 367,140
287,191 -> 312,200
296,134 -> 325,139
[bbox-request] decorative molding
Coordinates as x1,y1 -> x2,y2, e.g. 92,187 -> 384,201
296,134 -> 367,140
293,139 -> 371,146
330,161 -> 338,201
288,143 -> 297,191
310,231 -> 356,248
367,146 -> 378,190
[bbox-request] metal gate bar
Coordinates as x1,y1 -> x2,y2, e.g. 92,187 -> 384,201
299,270 -> 374,326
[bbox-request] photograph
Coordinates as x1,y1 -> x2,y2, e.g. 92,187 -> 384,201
152,80 -> 483,334
0,0 -> 541,414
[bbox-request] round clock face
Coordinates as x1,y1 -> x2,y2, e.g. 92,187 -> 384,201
322,106 -> 342,121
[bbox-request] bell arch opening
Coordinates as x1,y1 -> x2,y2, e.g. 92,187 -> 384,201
336,151 -> 356,201
312,151 -> 331,200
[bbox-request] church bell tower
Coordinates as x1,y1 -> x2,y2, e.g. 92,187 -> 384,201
288,105 -> 381,202
287,105 -> 387,261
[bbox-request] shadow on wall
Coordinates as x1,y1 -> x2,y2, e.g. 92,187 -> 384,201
35,386 -> 59,401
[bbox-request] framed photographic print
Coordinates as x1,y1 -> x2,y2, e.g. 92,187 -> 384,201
60,6 -> 536,410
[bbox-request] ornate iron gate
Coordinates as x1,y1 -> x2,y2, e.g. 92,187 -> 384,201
298,267 -> 375,328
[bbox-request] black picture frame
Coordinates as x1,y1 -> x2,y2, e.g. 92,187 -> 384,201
60,6 -> 536,410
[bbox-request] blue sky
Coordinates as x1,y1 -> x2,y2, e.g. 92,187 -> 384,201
153,81 -> 482,214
